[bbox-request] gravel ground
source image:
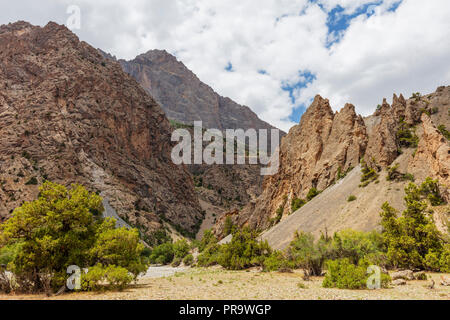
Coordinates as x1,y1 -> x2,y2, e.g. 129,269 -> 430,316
141,266 -> 188,278
1,268 -> 448,300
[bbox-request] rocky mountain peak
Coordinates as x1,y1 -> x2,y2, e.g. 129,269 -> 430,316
0,21 -> 203,239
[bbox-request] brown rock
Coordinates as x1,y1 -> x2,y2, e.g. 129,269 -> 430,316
408,114 -> 450,201
225,96 -> 368,232
0,21 -> 202,236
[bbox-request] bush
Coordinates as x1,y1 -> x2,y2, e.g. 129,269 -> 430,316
81,264 -> 132,291
183,254 -> 194,266
291,198 -> 306,212
328,230 -> 385,266
223,216 -> 236,236
347,195 -> 356,202
173,239 -> 190,259
306,188 -> 320,201
439,245 -> 450,272
0,242 -> 23,266
149,242 -> 174,265
287,232 -> 330,278
437,124 -> 450,140
197,243 -> 221,267
360,158 -> 379,187
198,229 -> 217,253
171,257 -> 182,267
396,120 -> 419,148
217,228 -> 272,270
90,220 -> 147,278
263,251 -> 293,272
0,182 -> 114,292
420,177 -> 444,206
322,259 -> 390,290
380,181 -> 445,270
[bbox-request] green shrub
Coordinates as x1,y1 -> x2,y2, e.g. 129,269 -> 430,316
291,197 -> 306,212
287,232 -> 331,277
183,254 -> 194,266
223,216 -> 236,236
306,188 -> 320,201
263,251 -> 293,272
439,245 -> 450,272
173,239 -> 190,259
380,181 -> 445,270
81,264 -> 132,291
197,243 -> 221,267
328,230 -> 385,266
0,242 -> 23,266
360,158 -> 379,187
386,164 -> 413,182
198,229 -> 217,253
437,124 -> 450,140
149,242 -> 174,265
347,195 -> 356,202
420,177 -> 444,206
171,257 -> 182,267
217,228 -> 272,270
0,182 -> 145,293
396,120 -> 419,148
322,259 -> 390,290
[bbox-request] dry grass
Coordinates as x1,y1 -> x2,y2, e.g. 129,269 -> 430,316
1,268 -> 449,300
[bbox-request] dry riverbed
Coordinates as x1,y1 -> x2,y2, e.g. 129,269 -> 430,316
1,267 -> 449,300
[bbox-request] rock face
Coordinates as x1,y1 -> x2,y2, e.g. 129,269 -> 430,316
217,86 -> 450,238
364,98 -> 401,168
0,21 -> 203,238
109,49 -> 281,134
220,96 -> 368,233
408,114 -> 450,201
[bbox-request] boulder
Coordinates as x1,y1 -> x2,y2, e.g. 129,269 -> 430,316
391,270 -> 414,281
392,279 -> 407,286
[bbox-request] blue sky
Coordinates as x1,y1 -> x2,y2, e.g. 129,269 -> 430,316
2,0 -> 449,132
284,0 -> 403,123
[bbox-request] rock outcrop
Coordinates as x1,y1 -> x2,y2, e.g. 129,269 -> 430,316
408,114 -> 450,201
104,49 -> 281,134
216,86 -> 450,238
0,21 -> 203,238
218,96 -> 368,233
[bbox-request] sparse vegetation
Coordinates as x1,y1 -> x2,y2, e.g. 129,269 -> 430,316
306,188 -> 320,201
396,119 -> 419,148
386,164 -> 415,182
347,195 -> 356,202
291,197 -> 306,212
437,124 -> 450,140
359,158 -> 379,187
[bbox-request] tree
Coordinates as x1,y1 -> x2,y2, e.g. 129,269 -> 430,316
380,181 -> 444,270
287,232 -> 330,278
217,228 -> 272,270
0,182 -> 146,293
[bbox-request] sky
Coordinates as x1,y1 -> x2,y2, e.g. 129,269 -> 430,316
1,0 -> 450,132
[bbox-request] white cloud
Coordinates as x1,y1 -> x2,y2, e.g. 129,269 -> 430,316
1,0 -> 449,131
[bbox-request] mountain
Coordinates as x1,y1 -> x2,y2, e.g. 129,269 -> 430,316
215,86 -> 450,244
99,49 -> 282,238
0,21 -> 203,243
112,49 -> 282,134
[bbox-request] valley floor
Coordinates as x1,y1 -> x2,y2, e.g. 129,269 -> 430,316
1,268 -> 449,300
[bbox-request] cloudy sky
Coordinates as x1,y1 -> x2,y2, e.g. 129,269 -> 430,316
1,0 -> 450,131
